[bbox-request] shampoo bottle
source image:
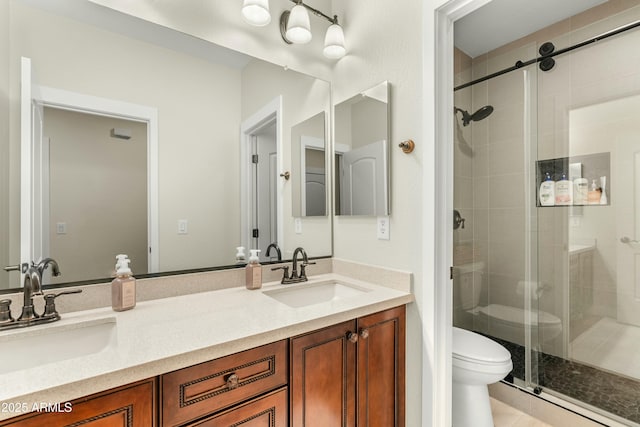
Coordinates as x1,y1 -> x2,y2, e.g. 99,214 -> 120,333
573,178 -> 588,205
112,258 -> 136,311
588,179 -> 601,205
555,173 -> 573,206
539,172 -> 555,206
245,249 -> 262,290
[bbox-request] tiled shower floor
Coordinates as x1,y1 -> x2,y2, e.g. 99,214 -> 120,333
488,335 -> 640,424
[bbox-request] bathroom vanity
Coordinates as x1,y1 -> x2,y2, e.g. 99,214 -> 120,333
0,271 -> 411,426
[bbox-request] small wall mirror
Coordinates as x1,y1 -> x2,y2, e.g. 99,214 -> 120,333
291,112 -> 328,217
334,81 -> 390,216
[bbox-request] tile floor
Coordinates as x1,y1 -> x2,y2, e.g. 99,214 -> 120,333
491,398 -> 552,427
570,317 -> 640,379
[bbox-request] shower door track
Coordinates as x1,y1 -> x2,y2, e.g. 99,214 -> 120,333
454,19 -> 640,91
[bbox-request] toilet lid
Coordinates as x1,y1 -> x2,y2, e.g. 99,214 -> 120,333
452,327 -> 511,364
477,304 -> 561,326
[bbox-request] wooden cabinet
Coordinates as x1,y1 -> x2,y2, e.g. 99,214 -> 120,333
161,340 -> 288,427
290,306 -> 406,427
0,379 -> 156,427
185,388 -> 287,427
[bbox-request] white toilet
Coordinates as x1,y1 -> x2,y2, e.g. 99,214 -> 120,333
452,326 -> 513,427
455,262 -> 562,348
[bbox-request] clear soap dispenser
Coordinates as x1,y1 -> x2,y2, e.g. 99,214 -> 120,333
245,249 -> 262,290
112,257 -> 136,311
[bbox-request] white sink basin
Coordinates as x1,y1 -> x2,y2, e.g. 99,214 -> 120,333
263,280 -> 370,308
0,316 -> 117,375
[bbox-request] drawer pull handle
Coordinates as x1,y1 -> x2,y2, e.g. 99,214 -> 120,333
360,328 -> 369,339
226,373 -> 239,390
347,332 -> 358,343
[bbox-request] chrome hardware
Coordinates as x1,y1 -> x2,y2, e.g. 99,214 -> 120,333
398,139 -> 415,154
453,210 -> 466,230
280,171 -> 290,180
359,328 -> 369,339
266,243 -> 282,261
226,373 -> 239,390
621,236 -> 640,244
348,332 -> 358,343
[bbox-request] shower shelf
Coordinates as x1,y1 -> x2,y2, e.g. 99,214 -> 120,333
536,152 -> 610,207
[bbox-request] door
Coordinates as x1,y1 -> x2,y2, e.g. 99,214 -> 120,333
615,96 -> 640,325
290,320 -> 357,427
356,306 -> 406,427
340,140 -> 388,215
252,122 -> 278,260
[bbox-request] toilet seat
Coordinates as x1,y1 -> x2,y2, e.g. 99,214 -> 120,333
452,327 -> 511,365
475,304 -> 561,327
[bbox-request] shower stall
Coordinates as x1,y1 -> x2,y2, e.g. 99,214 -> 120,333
453,3 -> 640,425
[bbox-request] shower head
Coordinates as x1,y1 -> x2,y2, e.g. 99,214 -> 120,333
454,105 -> 494,126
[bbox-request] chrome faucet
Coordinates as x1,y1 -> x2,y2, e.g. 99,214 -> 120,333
0,259 -> 81,330
271,247 -> 316,284
265,243 -> 282,261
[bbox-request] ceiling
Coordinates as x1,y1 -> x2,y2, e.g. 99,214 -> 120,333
454,0 -> 608,58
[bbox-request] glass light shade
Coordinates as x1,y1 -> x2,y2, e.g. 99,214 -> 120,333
242,0 -> 271,27
285,4 -> 312,44
323,23 -> 346,59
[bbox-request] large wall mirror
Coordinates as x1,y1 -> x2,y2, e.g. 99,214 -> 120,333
0,0 -> 332,291
334,81 -> 390,216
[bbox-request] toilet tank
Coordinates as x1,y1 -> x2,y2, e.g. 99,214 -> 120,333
454,262 -> 484,310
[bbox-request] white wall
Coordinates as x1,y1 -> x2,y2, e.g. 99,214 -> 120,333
9,1 -> 242,273
44,108 -> 148,283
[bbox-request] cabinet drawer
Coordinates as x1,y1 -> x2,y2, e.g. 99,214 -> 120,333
161,340 -> 288,426
186,388 -> 287,427
0,379 -> 156,427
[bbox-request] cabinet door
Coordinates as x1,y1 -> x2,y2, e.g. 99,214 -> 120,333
186,388 -> 287,427
0,379 -> 156,427
357,306 -> 406,427
290,320 -> 357,427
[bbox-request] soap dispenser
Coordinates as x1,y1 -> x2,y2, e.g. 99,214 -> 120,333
112,257 -> 136,311
245,249 -> 262,290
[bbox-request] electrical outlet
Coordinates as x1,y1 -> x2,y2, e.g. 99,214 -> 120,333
295,218 -> 302,234
377,217 -> 390,240
178,219 -> 188,235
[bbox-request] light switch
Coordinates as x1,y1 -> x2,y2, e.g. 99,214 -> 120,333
377,217 -> 390,240
295,218 -> 302,234
56,222 -> 67,235
178,219 -> 188,235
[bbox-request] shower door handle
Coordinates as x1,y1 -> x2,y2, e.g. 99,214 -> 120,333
620,236 -> 640,244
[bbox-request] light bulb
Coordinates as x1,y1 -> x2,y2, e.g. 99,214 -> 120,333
242,0 -> 271,27
285,4 -> 312,44
323,23 -> 346,59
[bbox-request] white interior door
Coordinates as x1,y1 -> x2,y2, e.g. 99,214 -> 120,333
617,134 -> 640,326
341,140 -> 388,215
305,168 -> 326,216
252,123 -> 277,260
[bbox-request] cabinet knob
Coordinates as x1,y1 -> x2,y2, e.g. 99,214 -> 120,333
226,373 -> 239,390
347,332 -> 358,343
359,328 -> 369,339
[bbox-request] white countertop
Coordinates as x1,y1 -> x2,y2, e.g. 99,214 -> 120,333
0,273 -> 412,420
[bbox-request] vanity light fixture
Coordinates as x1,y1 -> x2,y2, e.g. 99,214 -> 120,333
242,0 -> 271,27
243,0 -> 345,59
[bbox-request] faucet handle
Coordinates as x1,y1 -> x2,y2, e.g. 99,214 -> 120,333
271,266 -> 290,284
0,299 -> 15,323
42,289 -> 82,318
299,261 -> 316,279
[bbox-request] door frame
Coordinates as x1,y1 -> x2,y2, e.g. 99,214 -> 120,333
239,96 -> 283,254
22,81 -> 159,272
431,1 -> 493,426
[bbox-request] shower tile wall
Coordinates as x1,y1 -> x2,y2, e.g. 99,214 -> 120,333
455,0 -> 640,361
